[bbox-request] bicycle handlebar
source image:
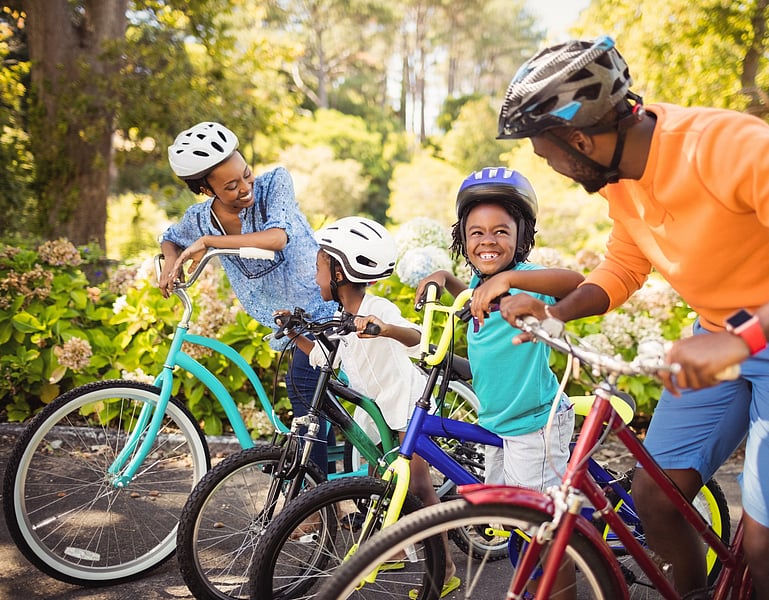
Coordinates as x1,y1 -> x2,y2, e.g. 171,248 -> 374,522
515,314 -> 678,378
417,282 -> 473,366
271,308 -> 380,341
154,247 -> 275,291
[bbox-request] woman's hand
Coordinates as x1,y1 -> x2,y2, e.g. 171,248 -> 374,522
172,238 -> 208,277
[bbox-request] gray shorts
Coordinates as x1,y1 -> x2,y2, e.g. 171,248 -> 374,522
484,406 -> 575,491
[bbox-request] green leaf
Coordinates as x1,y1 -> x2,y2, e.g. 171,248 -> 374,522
48,365 -> 68,384
11,312 -> 45,333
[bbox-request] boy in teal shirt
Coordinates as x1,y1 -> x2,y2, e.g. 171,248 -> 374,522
416,167 -> 583,491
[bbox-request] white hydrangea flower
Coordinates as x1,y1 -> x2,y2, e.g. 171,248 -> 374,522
396,246 -> 454,288
394,218 -> 452,260
528,247 -> 565,268
580,333 -> 615,356
629,314 -> 664,345
53,337 -> 92,371
120,367 -> 156,384
112,295 -> 129,314
600,311 -> 634,350
625,278 -> 680,320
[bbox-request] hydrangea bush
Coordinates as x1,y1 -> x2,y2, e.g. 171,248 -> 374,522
0,241 -> 284,435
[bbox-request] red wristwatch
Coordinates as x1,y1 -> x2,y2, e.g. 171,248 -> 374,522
725,309 -> 767,355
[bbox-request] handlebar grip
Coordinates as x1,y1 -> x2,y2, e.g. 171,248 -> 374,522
239,248 -> 275,260
715,364 -> 741,381
362,322 -> 381,336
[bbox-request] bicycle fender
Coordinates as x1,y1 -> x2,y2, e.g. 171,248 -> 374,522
458,483 -> 630,599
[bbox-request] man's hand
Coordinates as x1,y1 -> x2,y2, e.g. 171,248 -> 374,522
661,332 -> 747,395
498,294 -> 549,343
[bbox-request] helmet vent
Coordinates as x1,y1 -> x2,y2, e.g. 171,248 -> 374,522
356,255 -> 376,267
565,68 -> 593,83
576,83 -> 601,102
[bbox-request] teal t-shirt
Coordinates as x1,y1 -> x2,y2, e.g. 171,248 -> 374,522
467,262 -> 561,437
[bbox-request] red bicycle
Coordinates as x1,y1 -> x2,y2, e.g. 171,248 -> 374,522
316,315 -> 749,599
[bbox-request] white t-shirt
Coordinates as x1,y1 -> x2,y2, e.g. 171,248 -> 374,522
308,293 -> 427,440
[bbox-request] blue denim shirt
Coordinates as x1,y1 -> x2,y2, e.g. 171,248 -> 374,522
160,166 -> 337,348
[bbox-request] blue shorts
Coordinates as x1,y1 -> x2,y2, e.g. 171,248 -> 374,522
641,321 -> 769,526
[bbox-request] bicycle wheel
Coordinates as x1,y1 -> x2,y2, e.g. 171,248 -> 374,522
176,445 -> 326,600
2,380 -> 210,585
430,379 -> 510,562
600,473 -> 731,599
316,498 -> 623,600
249,476 -> 444,600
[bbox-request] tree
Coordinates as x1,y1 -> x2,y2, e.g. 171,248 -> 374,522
387,152 -> 463,226
440,97 -> 509,172
14,0 -> 128,249
275,145 -> 369,221
574,0 -> 769,116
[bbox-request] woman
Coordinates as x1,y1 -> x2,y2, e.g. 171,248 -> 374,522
159,121 -> 338,471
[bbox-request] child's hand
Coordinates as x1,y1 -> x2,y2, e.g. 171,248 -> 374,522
272,309 -> 292,329
470,272 -> 513,326
414,271 -> 450,310
354,314 -> 385,338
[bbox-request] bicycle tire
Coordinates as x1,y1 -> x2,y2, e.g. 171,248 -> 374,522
2,380 -> 210,585
249,476 -> 445,600
596,472 -> 730,597
176,444 -> 326,600
316,498 -> 624,600
430,379 -> 511,562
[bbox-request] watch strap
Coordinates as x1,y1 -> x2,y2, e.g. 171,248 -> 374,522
729,314 -> 767,356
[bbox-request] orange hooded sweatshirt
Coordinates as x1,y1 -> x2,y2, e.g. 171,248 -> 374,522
584,103 -> 769,331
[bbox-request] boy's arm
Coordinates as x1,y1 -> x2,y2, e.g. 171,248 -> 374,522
414,270 -> 468,308
355,315 -> 421,347
471,268 -> 585,325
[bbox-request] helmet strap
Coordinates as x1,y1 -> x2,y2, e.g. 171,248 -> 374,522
544,91 -> 645,188
327,255 -> 346,307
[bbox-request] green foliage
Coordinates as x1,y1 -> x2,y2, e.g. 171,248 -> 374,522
0,240 -> 287,436
387,153 -> 465,226
440,98 -> 510,173
273,145 -> 370,220
573,0 -> 769,114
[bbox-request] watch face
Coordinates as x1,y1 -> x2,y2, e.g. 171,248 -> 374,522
728,309 -> 753,328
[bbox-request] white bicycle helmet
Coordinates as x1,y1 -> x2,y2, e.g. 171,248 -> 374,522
315,217 -> 396,283
168,122 -> 239,179
498,35 -> 635,139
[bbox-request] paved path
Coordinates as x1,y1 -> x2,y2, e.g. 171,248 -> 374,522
0,424 -> 745,600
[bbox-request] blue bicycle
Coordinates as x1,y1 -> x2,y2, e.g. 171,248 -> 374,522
248,284 -> 730,600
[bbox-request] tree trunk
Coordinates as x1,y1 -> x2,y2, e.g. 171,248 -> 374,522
740,0 -> 769,116
22,0 -> 127,249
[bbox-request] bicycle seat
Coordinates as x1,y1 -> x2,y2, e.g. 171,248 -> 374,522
570,393 -> 634,425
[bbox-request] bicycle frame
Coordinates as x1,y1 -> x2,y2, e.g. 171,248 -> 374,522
462,379 -> 749,599
107,249 -> 396,489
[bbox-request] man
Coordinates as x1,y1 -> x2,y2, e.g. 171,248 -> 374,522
482,35 -> 769,598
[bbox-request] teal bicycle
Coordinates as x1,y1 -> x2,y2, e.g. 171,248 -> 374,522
1,247 -> 285,585
2,247 -> 479,589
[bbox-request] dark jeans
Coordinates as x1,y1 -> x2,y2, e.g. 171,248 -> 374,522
285,345 -> 336,474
